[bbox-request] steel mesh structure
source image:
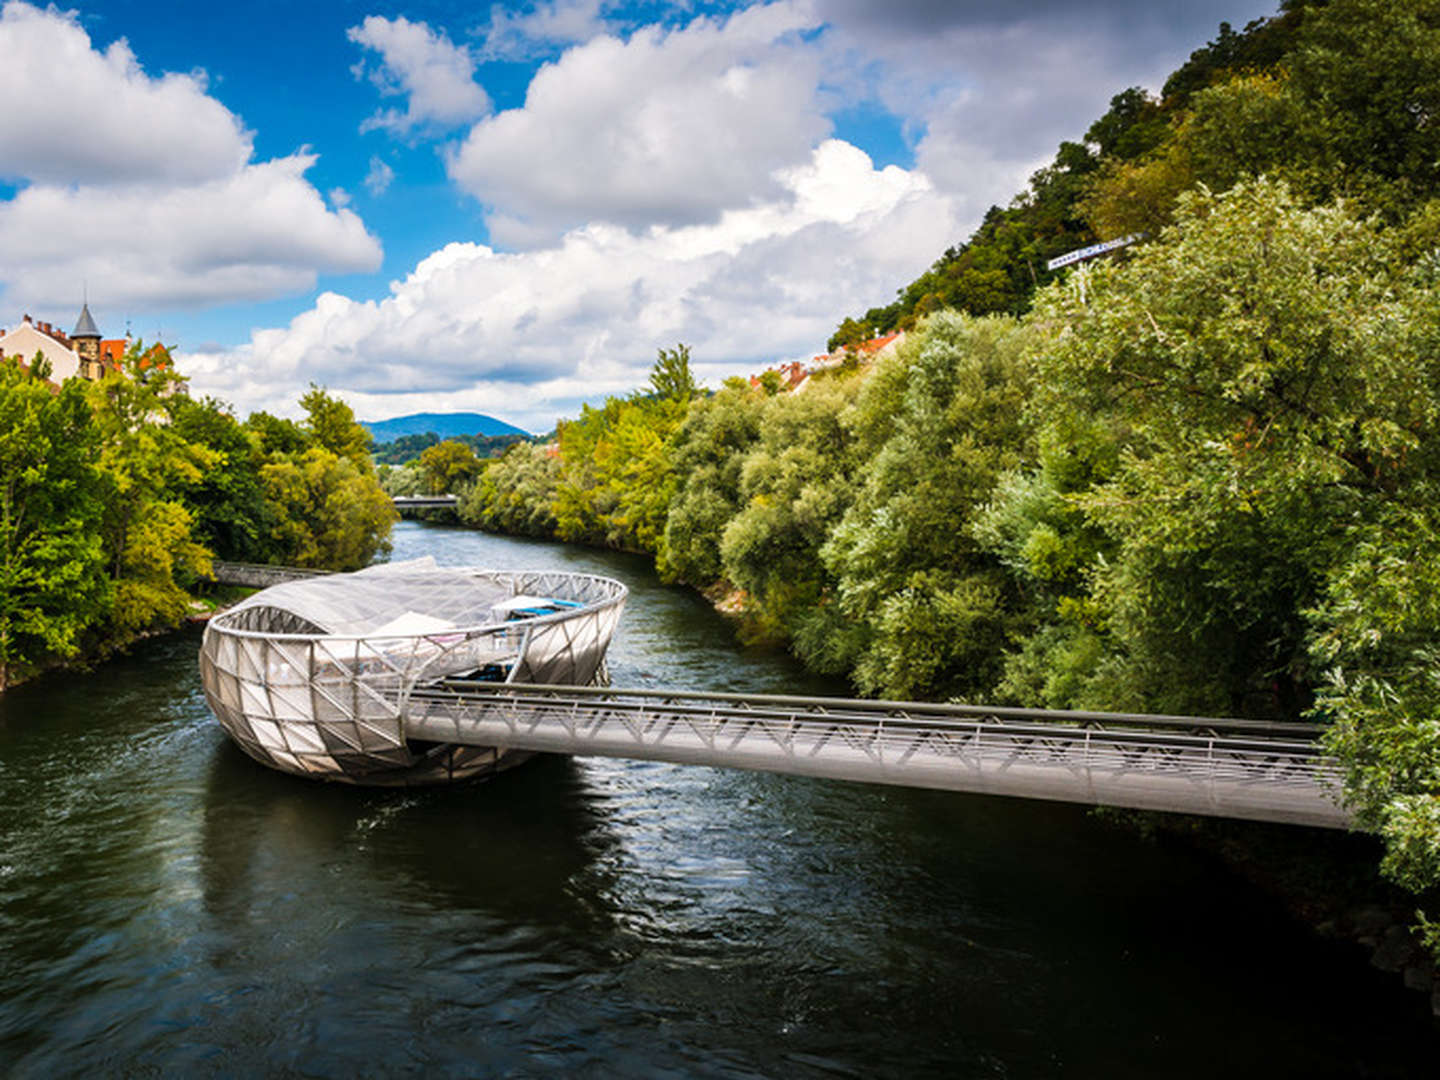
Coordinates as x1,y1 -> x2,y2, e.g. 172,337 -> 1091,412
199,560 -> 627,784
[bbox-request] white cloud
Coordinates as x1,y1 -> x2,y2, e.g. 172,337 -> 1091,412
475,0 -> 612,61
0,0 -> 250,185
364,156 -> 395,197
348,15 -> 491,136
184,140 -> 954,432
0,155 -> 381,311
0,2 -> 381,314
814,0 -> 1277,223
447,0 -> 831,244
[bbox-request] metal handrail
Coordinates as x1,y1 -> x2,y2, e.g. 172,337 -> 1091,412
421,680 -> 1326,740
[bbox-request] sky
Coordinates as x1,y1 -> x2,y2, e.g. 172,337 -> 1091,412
0,0 -> 1279,432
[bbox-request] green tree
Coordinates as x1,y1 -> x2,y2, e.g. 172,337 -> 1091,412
1286,0 -> 1440,203
0,360 -> 109,688
246,411 -> 312,456
649,343 -> 699,402
458,441 -> 562,537
658,380 -> 764,585
419,439 -> 484,495
300,385 -> 373,470
26,351 -> 52,383
1033,178 -> 1421,718
718,373 -> 865,643
86,343 -> 216,633
261,448 -> 396,570
378,460 -> 426,497
817,313 -> 1037,698
171,396 -> 272,561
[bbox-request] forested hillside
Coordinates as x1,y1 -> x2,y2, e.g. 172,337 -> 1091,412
446,0 -> 1440,940
828,0 -> 1434,349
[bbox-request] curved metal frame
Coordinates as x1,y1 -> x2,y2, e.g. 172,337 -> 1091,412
199,568 -> 627,785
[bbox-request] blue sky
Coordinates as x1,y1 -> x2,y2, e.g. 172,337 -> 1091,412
0,0 -> 1277,431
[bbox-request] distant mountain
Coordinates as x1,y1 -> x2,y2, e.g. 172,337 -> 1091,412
362,412 -> 530,442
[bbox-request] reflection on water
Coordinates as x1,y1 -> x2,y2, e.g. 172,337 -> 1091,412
1,520 -> 1437,1076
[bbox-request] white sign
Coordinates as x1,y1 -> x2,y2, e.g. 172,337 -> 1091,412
1046,233 -> 1145,271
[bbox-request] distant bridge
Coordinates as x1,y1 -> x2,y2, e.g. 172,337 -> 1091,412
393,495 -> 460,511
211,561 -> 330,588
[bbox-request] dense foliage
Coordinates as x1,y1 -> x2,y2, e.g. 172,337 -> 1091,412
449,0 -> 1440,930
0,351 -> 394,686
372,430 -> 526,466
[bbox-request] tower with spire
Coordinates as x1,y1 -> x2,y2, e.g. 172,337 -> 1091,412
71,302 -> 102,380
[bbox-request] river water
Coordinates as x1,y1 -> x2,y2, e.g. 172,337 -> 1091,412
2,520 -> 1437,1077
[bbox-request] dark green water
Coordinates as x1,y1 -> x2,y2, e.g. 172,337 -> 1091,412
2,520 -> 1437,1077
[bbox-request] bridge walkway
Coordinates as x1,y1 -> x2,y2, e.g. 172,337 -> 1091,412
404,681 -> 1348,829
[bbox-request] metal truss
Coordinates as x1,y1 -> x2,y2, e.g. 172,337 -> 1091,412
405,682 -> 1350,829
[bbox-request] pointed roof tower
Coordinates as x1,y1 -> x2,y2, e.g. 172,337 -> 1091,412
72,302 -> 100,340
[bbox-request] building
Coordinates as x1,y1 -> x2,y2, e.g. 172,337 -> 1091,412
747,331 -> 908,397
748,359 -> 810,393
0,304 -> 130,383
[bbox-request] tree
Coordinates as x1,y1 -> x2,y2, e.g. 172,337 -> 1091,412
246,411 -> 311,456
1033,178 -> 1422,718
300,385 -> 372,469
171,396 -> 272,562
0,360 -> 109,688
86,342 -> 216,633
260,448 -> 396,570
26,351 -> 52,383
1286,0 -> 1440,202
718,373 -> 865,643
649,344 -> 699,402
658,380 -> 764,584
817,313 -> 1037,698
419,439 -> 483,495
458,441 -> 562,537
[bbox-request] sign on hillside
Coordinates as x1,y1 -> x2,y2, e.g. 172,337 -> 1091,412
1046,233 -> 1145,271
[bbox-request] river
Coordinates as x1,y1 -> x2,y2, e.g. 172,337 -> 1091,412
1,520 -> 1437,1076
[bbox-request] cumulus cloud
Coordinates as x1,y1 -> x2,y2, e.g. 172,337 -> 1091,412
0,155 -> 381,311
0,2 -> 381,314
348,15 -> 491,135
184,140 -> 953,431
446,0 -> 1270,247
815,0 -> 1276,221
475,0 -> 613,61
0,0 -> 250,185
447,0 -> 830,244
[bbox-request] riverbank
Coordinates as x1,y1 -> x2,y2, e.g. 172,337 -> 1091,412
0,582 -> 256,693
1156,816 -> 1440,1017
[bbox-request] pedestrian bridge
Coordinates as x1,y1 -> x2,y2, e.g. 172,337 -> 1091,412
393,494 -> 459,510
405,681 -> 1348,829
201,560 -> 1349,828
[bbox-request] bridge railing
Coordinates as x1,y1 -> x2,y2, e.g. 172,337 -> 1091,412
417,681 -> 1323,739
403,681 -> 1347,829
